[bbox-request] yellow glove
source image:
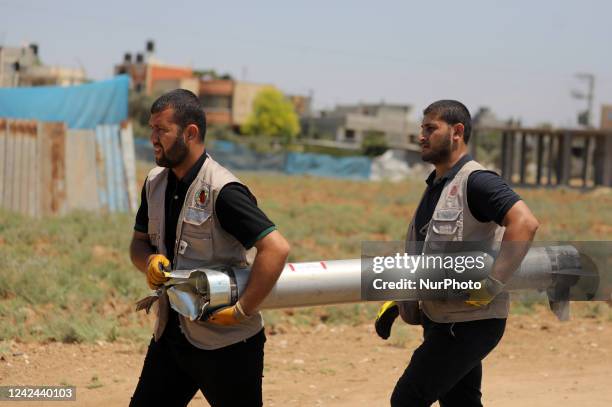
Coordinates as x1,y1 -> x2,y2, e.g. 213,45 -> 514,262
208,301 -> 250,326
374,301 -> 399,340
146,254 -> 170,289
465,275 -> 505,307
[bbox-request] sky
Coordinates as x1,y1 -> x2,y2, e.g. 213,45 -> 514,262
1,0 -> 611,127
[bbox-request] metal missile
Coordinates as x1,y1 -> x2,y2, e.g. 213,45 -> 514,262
145,245 -> 600,322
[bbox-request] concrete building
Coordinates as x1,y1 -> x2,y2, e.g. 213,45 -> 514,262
287,94 -> 312,117
0,43 -> 86,87
600,105 -> 612,130
117,41 -> 304,130
232,81 -> 276,126
114,41 -> 198,95
199,79 -> 297,129
302,103 -> 419,147
199,79 -> 234,126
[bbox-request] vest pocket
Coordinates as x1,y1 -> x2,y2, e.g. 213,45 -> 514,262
179,220 -> 213,262
431,208 -> 461,236
184,206 -> 211,226
179,236 -> 213,262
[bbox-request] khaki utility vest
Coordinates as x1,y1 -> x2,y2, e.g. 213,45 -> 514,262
405,160 -> 509,323
145,155 -> 263,349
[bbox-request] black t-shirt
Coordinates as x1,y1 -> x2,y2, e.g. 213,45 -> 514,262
414,155 -> 521,241
134,153 -> 276,263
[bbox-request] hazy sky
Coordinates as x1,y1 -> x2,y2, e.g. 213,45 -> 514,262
1,0 -> 610,126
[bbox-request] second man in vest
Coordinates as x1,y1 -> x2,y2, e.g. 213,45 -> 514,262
379,100 -> 539,407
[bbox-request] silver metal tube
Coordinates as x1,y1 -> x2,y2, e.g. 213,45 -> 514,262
247,260 -> 362,308
160,245 -> 599,321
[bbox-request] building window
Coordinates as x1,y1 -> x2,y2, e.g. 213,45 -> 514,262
345,129 -> 355,142
201,95 -> 232,109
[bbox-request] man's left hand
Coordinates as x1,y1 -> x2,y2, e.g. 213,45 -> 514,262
207,301 -> 250,326
465,275 -> 505,307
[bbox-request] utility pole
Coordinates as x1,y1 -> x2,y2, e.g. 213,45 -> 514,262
571,72 -> 595,127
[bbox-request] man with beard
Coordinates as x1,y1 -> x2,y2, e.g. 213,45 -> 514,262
129,89 -> 290,406
375,100 -> 539,406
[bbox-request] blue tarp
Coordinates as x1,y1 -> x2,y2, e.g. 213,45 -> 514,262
135,139 -> 371,179
0,75 -> 129,129
285,152 -> 371,179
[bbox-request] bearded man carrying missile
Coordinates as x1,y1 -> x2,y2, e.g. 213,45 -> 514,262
129,89 -> 290,407
375,100 -> 539,407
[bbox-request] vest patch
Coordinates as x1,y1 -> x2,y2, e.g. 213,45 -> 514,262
194,185 -> 210,209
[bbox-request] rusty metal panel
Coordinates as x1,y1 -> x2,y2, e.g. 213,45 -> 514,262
110,125 -> 129,212
21,122 -> 38,217
0,119 -> 5,210
20,122 -> 37,216
66,129 -> 100,212
120,122 -> 138,213
95,124 -> 129,213
0,120 -> 39,216
38,122 -> 67,216
27,129 -> 38,217
94,126 -> 109,212
3,121 -> 15,211
10,121 -> 22,212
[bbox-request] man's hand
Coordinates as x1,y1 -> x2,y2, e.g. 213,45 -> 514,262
146,254 -> 170,289
207,301 -> 249,326
465,275 -> 505,307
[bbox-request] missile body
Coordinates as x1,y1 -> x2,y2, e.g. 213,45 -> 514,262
159,245 -> 599,321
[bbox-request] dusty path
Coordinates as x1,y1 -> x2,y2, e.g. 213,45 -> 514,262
1,308 -> 611,406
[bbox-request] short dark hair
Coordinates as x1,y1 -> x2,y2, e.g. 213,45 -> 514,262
423,100 -> 472,144
151,89 -> 207,141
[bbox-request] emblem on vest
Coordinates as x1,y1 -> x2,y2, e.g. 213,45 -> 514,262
194,186 -> 209,209
185,183 -> 212,225
445,182 -> 461,207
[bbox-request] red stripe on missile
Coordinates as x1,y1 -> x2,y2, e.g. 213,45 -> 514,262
320,261 -> 327,270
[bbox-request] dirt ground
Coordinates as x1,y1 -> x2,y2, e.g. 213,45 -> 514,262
1,307 -> 611,407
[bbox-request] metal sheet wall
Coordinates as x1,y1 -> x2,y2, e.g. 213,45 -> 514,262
95,124 -> 129,213
66,129 -> 100,212
0,119 -> 41,216
0,118 -> 134,216
120,122 -> 138,213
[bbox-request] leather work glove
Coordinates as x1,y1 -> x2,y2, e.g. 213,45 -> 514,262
465,275 -> 505,307
207,301 -> 250,326
146,254 -> 171,290
375,301 -> 399,340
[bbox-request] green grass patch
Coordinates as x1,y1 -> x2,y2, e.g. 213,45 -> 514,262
1,171 -> 611,343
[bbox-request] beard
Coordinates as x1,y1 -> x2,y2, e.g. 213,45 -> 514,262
421,133 -> 452,164
155,133 -> 189,168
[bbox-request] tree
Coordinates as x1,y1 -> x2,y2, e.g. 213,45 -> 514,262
361,130 -> 388,156
241,87 -> 300,144
128,92 -> 158,138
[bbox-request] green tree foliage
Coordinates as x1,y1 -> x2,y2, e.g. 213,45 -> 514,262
361,130 -> 388,156
241,88 -> 300,144
128,92 -> 158,138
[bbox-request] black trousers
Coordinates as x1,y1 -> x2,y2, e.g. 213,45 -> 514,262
130,328 -> 266,407
391,314 -> 506,407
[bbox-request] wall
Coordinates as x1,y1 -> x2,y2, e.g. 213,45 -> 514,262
232,82 -> 275,126
0,118 -> 137,216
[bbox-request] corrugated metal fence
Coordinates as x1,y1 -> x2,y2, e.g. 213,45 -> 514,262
0,118 -> 137,216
